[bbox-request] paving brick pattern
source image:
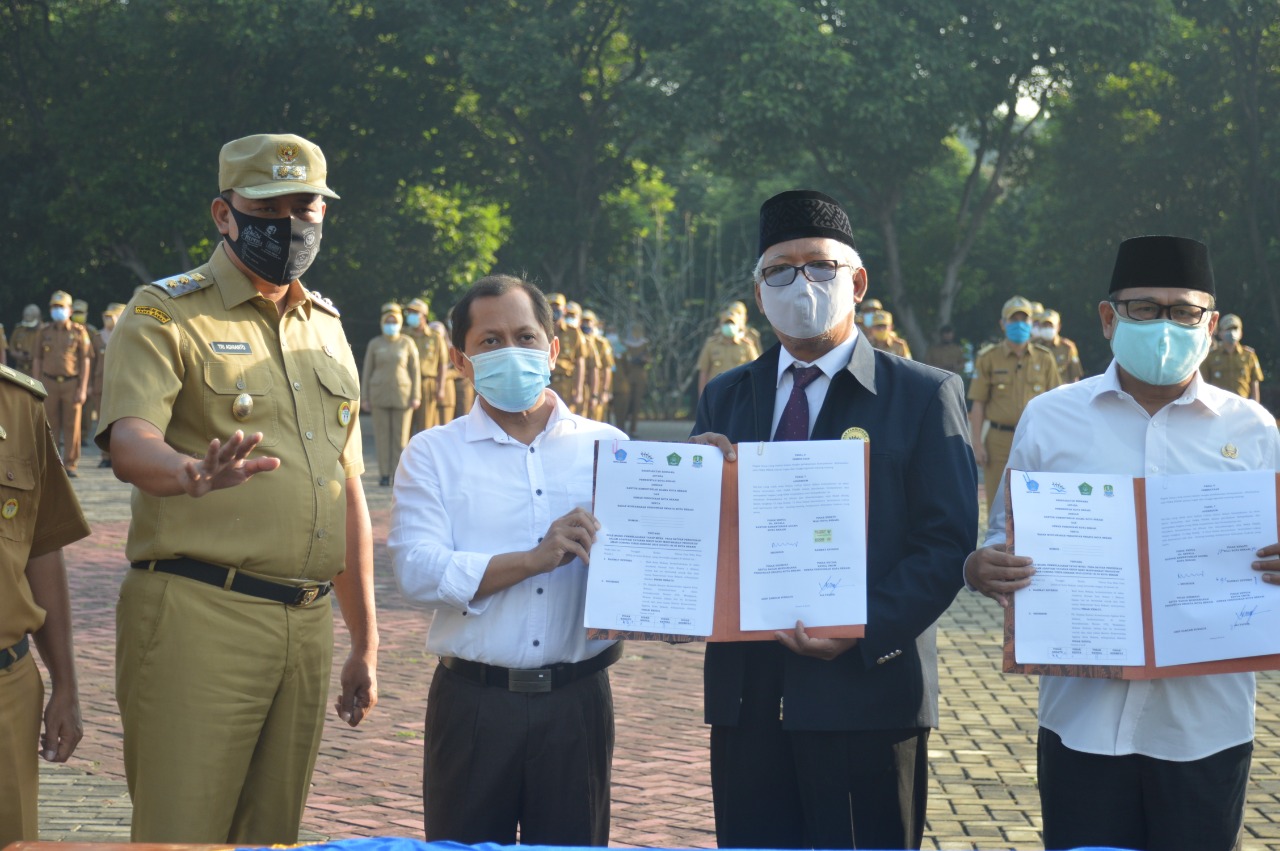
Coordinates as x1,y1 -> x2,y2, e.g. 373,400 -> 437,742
31,421 -> 1280,849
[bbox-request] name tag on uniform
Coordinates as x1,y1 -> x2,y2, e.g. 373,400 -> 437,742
211,341 -> 253,355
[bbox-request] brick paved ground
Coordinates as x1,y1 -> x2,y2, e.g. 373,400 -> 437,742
31,419 -> 1280,849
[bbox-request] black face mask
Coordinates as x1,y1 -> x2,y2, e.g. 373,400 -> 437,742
223,206 -> 323,285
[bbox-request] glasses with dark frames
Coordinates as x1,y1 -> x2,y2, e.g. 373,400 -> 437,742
760,260 -> 851,288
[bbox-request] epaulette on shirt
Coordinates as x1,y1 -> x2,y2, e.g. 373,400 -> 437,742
0,363 -> 47,399
976,342 -> 997,357
149,272 -> 210,298
308,290 -> 341,317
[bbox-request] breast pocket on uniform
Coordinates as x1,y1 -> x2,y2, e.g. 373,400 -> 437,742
315,365 -> 359,452
0,456 -> 36,544
203,362 -> 279,448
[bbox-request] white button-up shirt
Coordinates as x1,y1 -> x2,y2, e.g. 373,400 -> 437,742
388,393 -> 623,668
985,361 -> 1279,760
772,330 -> 858,437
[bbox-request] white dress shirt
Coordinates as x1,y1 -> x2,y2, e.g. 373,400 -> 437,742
984,361 -> 1279,760
771,329 -> 859,437
388,392 -> 624,668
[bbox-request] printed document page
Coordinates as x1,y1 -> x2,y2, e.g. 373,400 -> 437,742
736,440 -> 867,631
1147,470 -> 1280,667
586,440 -> 723,636
1010,471 -> 1145,666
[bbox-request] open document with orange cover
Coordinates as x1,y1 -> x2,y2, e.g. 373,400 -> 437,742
585,439 -> 869,642
1002,468 -> 1280,679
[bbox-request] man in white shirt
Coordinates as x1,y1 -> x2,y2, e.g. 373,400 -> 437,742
388,274 -> 626,845
965,235 -> 1280,851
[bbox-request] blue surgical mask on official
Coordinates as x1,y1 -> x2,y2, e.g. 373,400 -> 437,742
466,346 -> 553,413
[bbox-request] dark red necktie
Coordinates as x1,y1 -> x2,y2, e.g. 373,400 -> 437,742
773,365 -> 823,441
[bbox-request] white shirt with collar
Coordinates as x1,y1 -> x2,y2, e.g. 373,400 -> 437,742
388,391 -> 623,668
984,361 -> 1279,760
771,329 -> 859,437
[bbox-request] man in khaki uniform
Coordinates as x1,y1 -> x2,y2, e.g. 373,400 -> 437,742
697,309 -> 761,394
968,295 -> 1062,513
727,300 -> 762,353
566,301 -> 600,415
868,309 -> 912,358
363,303 -> 421,485
96,133 -> 379,844
405,297 -> 446,433
581,309 -> 614,420
0,365 -> 89,848
428,319 -> 462,424
547,292 -> 587,412
94,303 -> 125,468
73,299 -> 105,448
32,291 -> 91,476
858,296 -> 884,333
613,321 -> 650,434
1033,308 -> 1084,383
925,324 -> 967,375
1202,313 -> 1264,401
8,306 -> 41,376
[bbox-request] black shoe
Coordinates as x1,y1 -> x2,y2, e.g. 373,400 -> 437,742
66,468 -> 79,478
378,476 -> 390,487
98,459 -> 112,469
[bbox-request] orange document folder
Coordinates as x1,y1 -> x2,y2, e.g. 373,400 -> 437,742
587,441 -> 868,643
1002,470 -> 1280,679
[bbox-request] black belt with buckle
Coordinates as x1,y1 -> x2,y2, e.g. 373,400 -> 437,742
440,641 -> 623,694
0,636 -> 30,671
130,557 -> 332,607
43,374 -> 78,383
988,421 -> 1016,432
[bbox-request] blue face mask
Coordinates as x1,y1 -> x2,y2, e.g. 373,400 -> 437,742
467,346 -> 552,413
405,312 -> 422,328
1110,316 -> 1211,386
50,306 -> 69,322
382,322 -> 400,337
1004,320 -> 1032,344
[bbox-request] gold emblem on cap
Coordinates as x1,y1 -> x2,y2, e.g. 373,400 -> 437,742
1222,443 -> 1238,459
2,498 -> 17,520
277,143 -> 299,163
338,401 -> 353,427
232,393 -> 254,422
841,427 -> 870,442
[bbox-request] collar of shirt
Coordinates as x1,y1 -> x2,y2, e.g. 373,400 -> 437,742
771,328 -> 859,438
210,243 -> 314,320
1090,359 -> 1226,419
462,388 -> 573,446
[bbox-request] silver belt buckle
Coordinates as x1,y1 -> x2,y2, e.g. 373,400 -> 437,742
507,668 -> 552,693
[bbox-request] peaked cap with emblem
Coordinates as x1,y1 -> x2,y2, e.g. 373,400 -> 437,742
49,290 -> 72,307
1109,235 -> 1215,296
219,133 -> 340,200
758,189 -> 856,257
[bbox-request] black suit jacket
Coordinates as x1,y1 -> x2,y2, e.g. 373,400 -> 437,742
694,339 -> 977,731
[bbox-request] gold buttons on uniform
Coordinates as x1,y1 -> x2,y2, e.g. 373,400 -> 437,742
232,393 -> 254,421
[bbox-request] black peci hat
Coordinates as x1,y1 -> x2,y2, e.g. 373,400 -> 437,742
1109,235 -> 1215,296
758,190 -> 856,258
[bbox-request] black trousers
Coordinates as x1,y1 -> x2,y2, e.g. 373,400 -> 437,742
709,645 -> 928,849
1038,727 -> 1251,851
423,661 -> 614,845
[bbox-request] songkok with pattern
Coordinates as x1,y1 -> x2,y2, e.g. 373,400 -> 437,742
758,190 -> 855,257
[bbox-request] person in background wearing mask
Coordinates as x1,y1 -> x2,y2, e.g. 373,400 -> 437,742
1033,308 -> 1083,383
405,297 -> 448,434
389,275 -> 624,845
96,133 -> 379,844
72,299 -> 103,448
363,303 -> 421,486
728,300 -> 762,353
581,309 -> 614,421
613,320 -> 650,434
431,319 -> 463,424
968,296 -> 1061,514
965,236 -> 1279,851
689,190 -> 977,850
8,305 -> 42,376
566,301 -> 600,417
32,291 -> 91,477
697,308 -> 761,395
1202,314 -> 1263,402
94,303 -> 125,468
867,309 -> 912,358
546,292 -> 587,414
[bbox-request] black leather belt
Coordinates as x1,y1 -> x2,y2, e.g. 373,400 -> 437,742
43,374 -> 78,383
0,636 -> 30,671
440,641 -> 623,694
131,557 -> 333,607
988,421 -> 1016,432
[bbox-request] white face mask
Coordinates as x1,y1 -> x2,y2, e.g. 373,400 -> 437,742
1033,326 -> 1056,342
759,272 -> 856,340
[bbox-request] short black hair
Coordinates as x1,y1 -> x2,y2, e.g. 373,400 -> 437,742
449,274 -> 552,351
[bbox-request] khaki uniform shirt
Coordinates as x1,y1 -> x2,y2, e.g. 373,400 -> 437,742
968,341 -> 1062,427
34,321 -> 91,379
362,333 -> 420,409
697,334 -> 760,381
96,244 -> 363,582
1047,336 -> 1084,382
924,342 -> 966,375
411,326 -> 447,385
8,325 -> 38,375
1202,344 -> 1264,398
0,366 -> 91,647
89,328 -> 108,397
554,324 -> 587,379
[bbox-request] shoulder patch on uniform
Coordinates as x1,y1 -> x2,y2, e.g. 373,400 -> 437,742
308,290 -> 341,317
149,271 -> 209,298
0,364 -> 47,399
135,305 -> 173,324
976,342 -> 996,356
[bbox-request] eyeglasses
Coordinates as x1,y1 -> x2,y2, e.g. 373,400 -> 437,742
1110,298 -> 1211,326
760,259 -> 851,288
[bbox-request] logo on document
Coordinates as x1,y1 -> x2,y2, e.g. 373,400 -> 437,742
638,452 -> 655,464
1077,482 -> 1094,495
613,448 -> 628,462
1103,484 -> 1114,498
1021,472 -> 1039,493
1050,482 -> 1067,493
666,452 -> 682,467
692,454 -> 703,468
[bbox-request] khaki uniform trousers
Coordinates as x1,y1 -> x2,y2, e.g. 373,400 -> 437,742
373,405 -> 413,480
983,426 -> 1016,514
82,390 -> 101,448
438,377 -> 458,425
412,378 -> 440,434
117,569 -> 333,844
43,378 -> 82,469
0,653 -> 42,848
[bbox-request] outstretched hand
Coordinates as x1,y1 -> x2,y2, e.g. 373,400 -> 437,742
177,430 -> 281,497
